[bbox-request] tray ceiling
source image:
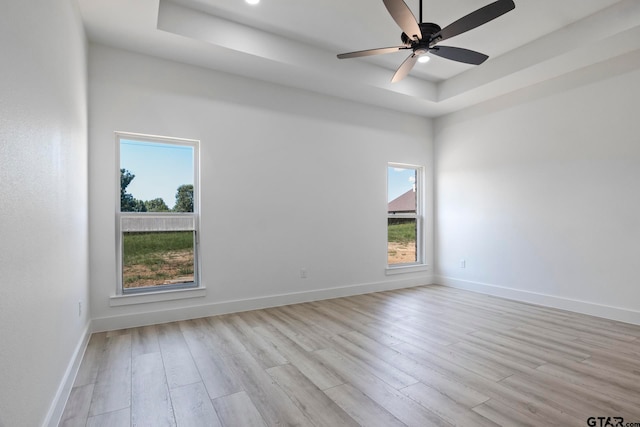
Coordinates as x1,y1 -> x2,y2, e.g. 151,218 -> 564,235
78,0 -> 640,117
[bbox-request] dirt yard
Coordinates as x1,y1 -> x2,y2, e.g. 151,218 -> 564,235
123,250 -> 194,288
124,244 -> 414,288
388,241 -> 417,264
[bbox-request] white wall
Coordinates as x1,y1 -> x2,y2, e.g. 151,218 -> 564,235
0,1 -> 89,426
88,45 -> 433,330
434,50 -> 640,324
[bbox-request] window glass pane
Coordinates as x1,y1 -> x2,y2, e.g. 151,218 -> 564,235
387,218 -> 417,264
123,231 -> 195,289
120,140 -> 194,212
388,167 -> 416,214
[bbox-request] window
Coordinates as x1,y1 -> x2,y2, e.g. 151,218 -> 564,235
116,133 -> 199,294
387,164 -> 423,266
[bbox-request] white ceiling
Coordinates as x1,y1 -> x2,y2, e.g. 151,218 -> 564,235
77,0 -> 640,117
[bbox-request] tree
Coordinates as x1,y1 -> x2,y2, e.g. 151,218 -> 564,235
120,168 -> 137,212
174,184 -> 194,212
145,198 -> 170,212
120,169 -> 147,212
132,199 -> 147,212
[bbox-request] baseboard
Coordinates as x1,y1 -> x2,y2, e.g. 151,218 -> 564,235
43,321 -> 92,427
92,274 -> 433,332
435,275 -> 640,326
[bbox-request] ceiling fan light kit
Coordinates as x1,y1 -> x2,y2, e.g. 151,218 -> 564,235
337,0 -> 516,82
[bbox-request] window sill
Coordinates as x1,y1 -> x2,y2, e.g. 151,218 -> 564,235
110,286 -> 206,307
385,264 -> 429,275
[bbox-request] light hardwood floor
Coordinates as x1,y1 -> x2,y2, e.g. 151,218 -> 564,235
60,285 -> 640,426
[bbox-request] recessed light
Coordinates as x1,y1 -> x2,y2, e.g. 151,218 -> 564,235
246,0 -> 260,4
417,55 -> 430,64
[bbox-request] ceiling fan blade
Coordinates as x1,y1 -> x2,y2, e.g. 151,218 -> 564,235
391,53 -> 417,83
430,0 -> 515,44
337,46 -> 409,59
429,46 -> 488,65
382,0 -> 422,40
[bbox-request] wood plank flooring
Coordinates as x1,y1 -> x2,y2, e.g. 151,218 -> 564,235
60,285 -> 640,426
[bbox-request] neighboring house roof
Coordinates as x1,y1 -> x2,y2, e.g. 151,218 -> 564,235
388,189 -> 416,213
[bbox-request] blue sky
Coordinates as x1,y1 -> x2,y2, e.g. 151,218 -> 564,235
120,142 -> 412,207
388,166 -> 416,202
120,139 -> 194,209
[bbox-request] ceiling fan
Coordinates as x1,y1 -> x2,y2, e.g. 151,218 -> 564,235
337,0 -> 515,82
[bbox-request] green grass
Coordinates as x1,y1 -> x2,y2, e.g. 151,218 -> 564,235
123,231 -> 193,264
388,220 -> 416,244
122,231 -> 195,288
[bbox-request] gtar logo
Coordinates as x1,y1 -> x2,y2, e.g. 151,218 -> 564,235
587,417 -> 624,427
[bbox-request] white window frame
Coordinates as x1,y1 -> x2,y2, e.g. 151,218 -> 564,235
115,132 -> 201,296
386,162 -> 426,272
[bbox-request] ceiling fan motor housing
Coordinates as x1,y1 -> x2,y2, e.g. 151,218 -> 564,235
401,22 -> 441,46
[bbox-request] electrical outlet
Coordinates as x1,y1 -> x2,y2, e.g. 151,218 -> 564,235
460,259 -> 466,269
300,268 -> 307,279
